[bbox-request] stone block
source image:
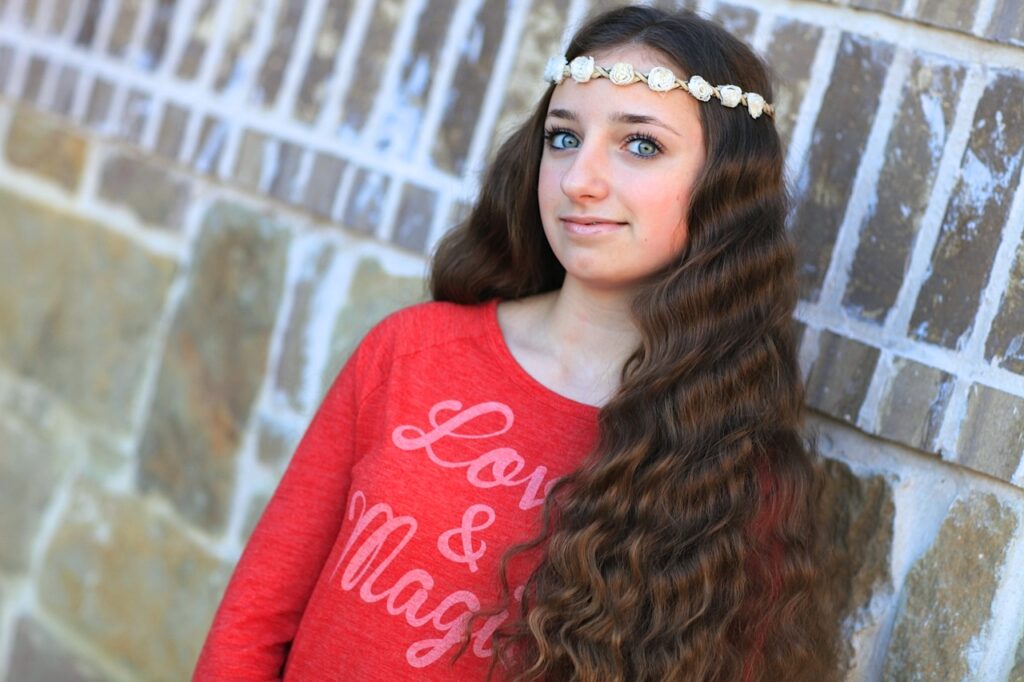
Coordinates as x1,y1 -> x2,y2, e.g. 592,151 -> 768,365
805,330 -> 880,423
910,70 -> 1024,349
4,107 -> 87,192
192,115 -> 229,174
0,189 -> 177,431
38,478 -> 231,681
155,102 -> 188,160
489,0 -> 570,165
341,167 -> 390,235
253,0 -> 305,107
84,78 -> 114,127
232,129 -> 267,191
818,458 -> 894,675
319,256 -> 425,398
333,0 -> 401,136
0,415 -> 68,573
986,240 -> 1024,374
432,0 -> 509,175
175,0 -> 217,80
955,383 -> 1024,481
268,140 -> 304,202
98,152 -> 191,229
883,492 -> 1018,680
7,617 -> 110,681
137,202 -> 289,532
373,0 -> 456,158
843,55 -> 965,323
987,0 -> 1024,44
790,34 -> 893,302
875,358 -> 953,453
294,0 -> 353,123
392,183 -> 437,253
914,0 -> 979,34
302,152 -> 346,218
710,3 -> 759,43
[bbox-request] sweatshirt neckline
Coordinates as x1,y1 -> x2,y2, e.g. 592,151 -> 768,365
483,298 -> 601,422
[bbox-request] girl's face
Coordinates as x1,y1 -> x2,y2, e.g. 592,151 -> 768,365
538,45 -> 706,294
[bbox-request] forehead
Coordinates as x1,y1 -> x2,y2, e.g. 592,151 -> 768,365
546,45 -> 701,126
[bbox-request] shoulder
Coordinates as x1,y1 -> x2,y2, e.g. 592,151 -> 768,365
359,299 -> 494,363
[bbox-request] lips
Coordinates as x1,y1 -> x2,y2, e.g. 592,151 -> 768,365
561,216 -> 627,235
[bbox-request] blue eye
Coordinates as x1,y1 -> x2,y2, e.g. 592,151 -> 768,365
626,135 -> 662,158
544,128 -> 580,150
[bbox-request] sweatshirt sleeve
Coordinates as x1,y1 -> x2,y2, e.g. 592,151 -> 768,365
192,321 -> 388,681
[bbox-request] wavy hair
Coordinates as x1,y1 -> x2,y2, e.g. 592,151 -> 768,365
429,5 -> 838,680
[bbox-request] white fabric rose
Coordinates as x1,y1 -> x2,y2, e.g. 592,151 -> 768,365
746,92 -> 766,119
646,66 -> 677,92
687,75 -> 714,102
718,84 -> 743,108
569,56 -> 595,82
608,62 -> 635,85
544,56 -> 567,84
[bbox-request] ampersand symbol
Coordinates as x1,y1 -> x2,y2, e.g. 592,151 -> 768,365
437,504 -> 496,573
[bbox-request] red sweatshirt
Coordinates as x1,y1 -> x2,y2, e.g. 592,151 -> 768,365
194,298 -> 600,680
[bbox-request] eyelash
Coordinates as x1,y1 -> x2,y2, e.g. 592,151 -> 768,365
542,126 -> 665,159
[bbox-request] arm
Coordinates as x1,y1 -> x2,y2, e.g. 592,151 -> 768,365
193,343 -> 369,680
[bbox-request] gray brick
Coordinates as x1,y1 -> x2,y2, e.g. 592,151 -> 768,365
910,71 -> 1024,349
915,0 -> 979,34
986,240 -> 1024,374
393,183 -> 437,253
74,0 -> 103,47
233,129 -> 268,191
987,0 -> 1024,45
843,55 -> 965,323
710,3 -> 759,43
791,34 -> 893,302
50,64 -> 80,116
956,383 -> 1024,481
805,330 -> 880,423
155,102 -> 189,160
341,167 -> 390,235
21,55 -> 47,104
432,0 -> 509,175
107,0 -> 141,57
268,140 -> 305,202
120,88 -> 151,143
294,0 -> 353,123
0,45 -> 12,92
7,617 -> 109,682
213,2 -> 261,92
98,152 -> 191,229
142,0 -> 177,69
764,19 -> 824,153
876,358 -> 953,452
192,115 -> 229,174
302,152 -> 346,218
175,0 -> 217,80
253,0 -> 306,107
84,78 -> 114,127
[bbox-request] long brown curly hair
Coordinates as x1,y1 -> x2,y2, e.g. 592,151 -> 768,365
428,5 -> 838,681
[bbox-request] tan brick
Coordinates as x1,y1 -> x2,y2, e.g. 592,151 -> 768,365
338,0 -> 405,136
254,0 -> 306,107
986,240 -> 1024,374
98,152 -> 191,229
392,183 -> 437,253
915,0 -> 979,34
805,330 -> 880,423
38,478 -> 231,681
764,18 -> 823,152
432,0 -> 510,174
5,107 -> 87,192
818,458 -> 894,676
910,71 -> 1024,349
883,492 -> 1018,680
7,617 -> 111,682
843,55 -> 965,323
875,358 -> 953,453
0,189 -> 177,431
137,202 -> 290,532
791,33 -> 894,302
956,383 -> 1024,481
295,0 -> 353,123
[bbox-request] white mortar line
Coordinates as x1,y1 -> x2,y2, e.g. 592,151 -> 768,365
33,0 -> 57,34
2,42 -> 30,99
563,0 -> 589,52
225,0 -> 282,103
330,162 -> 358,222
411,0 -> 482,166
257,134 -> 281,193
156,0 -> 200,77
900,0 -> 919,17
290,147 -> 316,205
970,0 -> 999,36
128,0 -> 159,68
962,158 -> 1024,366
177,100 -> 206,163
271,0 -> 326,120
460,0 -> 531,188
374,177 -> 404,243
359,0 -> 429,145
194,0 -> 235,90
748,4 -> 775,54
797,324 -> 821,385
858,349 -> 896,434
933,376 -> 972,462
816,47 -> 910,313
783,26 -> 839,186
307,2 -> 363,134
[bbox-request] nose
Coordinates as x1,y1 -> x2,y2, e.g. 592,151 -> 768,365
559,138 -> 610,202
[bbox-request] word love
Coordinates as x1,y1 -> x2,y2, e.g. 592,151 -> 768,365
331,491 -> 523,668
392,400 -> 558,510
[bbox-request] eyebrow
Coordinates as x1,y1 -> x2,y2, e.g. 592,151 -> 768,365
546,108 -> 681,136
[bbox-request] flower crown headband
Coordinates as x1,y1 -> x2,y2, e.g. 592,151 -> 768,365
544,55 -> 774,120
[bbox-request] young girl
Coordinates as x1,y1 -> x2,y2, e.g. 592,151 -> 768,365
194,5 -> 837,681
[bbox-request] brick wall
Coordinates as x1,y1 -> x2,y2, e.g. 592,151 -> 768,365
0,0 -> 1022,679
